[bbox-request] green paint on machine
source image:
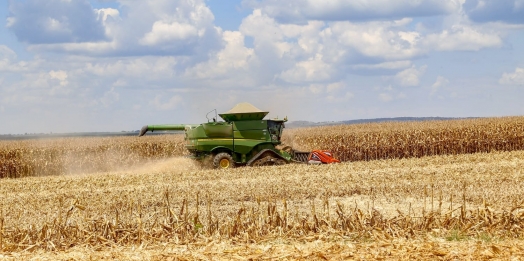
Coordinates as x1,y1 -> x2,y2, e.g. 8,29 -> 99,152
139,103 -> 305,169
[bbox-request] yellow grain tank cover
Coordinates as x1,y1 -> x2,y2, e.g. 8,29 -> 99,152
219,102 -> 269,122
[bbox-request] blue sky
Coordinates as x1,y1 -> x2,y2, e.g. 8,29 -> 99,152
1,0 -> 523,134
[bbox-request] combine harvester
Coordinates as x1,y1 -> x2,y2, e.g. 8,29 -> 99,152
139,103 -> 339,169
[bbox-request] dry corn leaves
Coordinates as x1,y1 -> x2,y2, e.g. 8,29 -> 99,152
284,116 -> 524,162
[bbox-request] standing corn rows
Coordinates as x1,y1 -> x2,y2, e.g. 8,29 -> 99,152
0,135 -> 187,178
285,117 -> 524,162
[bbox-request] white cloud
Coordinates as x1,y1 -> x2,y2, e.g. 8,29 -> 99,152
18,0 -> 222,57
327,92 -> 354,102
250,0 -> 462,23
100,86 -> 120,107
395,65 -> 427,87
83,57 -> 179,79
49,70 -> 68,86
326,82 -> 343,93
7,0 -> 107,44
151,95 -> 183,110
431,76 -> 449,95
279,54 -> 332,83
184,31 -> 254,81
424,25 -> 502,51
379,93 -> 393,102
96,8 -> 120,24
140,21 -> 200,46
499,67 -> 524,85
0,45 -> 17,62
352,60 -> 412,70
330,19 -> 422,60
465,0 -> 524,24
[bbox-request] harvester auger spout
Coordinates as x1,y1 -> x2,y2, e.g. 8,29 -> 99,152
138,124 -> 196,137
138,102 -> 340,168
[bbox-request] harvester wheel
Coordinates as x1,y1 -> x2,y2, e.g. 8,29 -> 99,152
213,152 -> 235,169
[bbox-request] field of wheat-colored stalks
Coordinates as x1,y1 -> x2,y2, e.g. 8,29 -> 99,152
284,116 -> 524,161
1,150 -> 524,259
0,135 -> 187,178
2,117 -> 524,179
1,117 -> 524,260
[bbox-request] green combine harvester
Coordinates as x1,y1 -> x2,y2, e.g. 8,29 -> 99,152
139,103 -> 339,168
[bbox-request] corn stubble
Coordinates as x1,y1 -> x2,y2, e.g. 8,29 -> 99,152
0,150 -> 524,259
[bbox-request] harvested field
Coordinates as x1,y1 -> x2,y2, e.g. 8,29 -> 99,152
1,150 -> 524,259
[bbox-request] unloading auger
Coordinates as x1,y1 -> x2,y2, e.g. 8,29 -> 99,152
139,102 -> 340,169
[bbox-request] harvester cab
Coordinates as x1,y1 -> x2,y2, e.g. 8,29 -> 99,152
138,102 -> 339,168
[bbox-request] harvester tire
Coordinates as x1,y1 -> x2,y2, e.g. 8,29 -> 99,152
213,152 -> 235,169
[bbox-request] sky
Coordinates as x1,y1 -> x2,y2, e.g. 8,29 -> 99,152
1,0 -> 524,134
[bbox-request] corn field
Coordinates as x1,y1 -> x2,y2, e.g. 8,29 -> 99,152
2,117 -> 524,179
0,135 -> 186,178
284,116 -> 524,161
1,117 -> 524,259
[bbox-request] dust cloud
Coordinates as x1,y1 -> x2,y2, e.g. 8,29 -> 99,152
129,157 -> 202,175
62,151 -> 203,176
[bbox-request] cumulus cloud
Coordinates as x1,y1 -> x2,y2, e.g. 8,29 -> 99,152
151,94 -> 183,110
49,70 -> 68,87
134,0 -> 219,53
0,45 -> 17,61
327,91 -> 354,103
279,55 -> 332,83
2,0 -> 523,134
431,76 -> 450,95
100,87 -> 120,107
140,21 -> 200,46
11,0 -> 222,57
184,31 -> 255,85
0,46 -> 17,71
379,93 -> 393,102
246,0 -> 461,23
329,19 -> 423,60
7,0 -> 107,44
464,0 -> 524,24
395,66 -> 427,87
423,25 -> 502,51
306,82 -> 353,102
499,67 -> 524,85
